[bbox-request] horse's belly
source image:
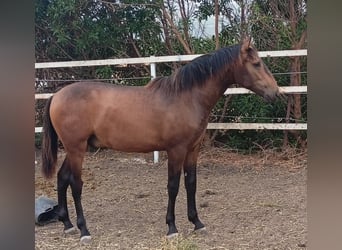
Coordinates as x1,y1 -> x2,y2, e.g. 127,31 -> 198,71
106,136 -> 165,153
93,122 -> 167,153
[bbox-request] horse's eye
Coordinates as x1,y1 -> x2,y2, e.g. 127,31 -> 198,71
253,62 -> 261,68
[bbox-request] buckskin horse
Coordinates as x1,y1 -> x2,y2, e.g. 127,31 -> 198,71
41,39 -> 283,243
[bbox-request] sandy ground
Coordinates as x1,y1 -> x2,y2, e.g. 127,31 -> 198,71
35,147 -> 307,249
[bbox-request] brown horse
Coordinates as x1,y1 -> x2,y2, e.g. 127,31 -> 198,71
41,39 -> 283,243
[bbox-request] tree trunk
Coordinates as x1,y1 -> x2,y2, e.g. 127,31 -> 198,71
178,0 -> 192,51
283,0 -> 306,148
161,4 -> 192,54
240,0 -> 247,39
214,0 -> 220,49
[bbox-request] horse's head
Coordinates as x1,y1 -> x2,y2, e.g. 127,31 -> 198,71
234,38 -> 284,102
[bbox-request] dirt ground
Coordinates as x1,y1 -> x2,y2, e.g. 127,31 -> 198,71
35,147 -> 307,250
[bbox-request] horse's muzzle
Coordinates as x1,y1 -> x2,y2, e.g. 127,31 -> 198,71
277,87 -> 287,102
264,88 -> 286,103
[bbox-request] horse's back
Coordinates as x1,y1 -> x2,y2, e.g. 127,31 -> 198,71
51,81 -> 144,112
52,81 -> 125,102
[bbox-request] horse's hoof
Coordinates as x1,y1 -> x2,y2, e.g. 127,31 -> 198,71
166,232 -> 179,239
80,235 -> 92,244
194,226 -> 207,235
64,227 -> 77,235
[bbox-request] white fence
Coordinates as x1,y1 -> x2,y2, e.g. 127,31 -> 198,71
35,50 -> 307,69
35,49 -> 307,133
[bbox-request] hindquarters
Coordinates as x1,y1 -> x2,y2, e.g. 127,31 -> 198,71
41,90 -> 91,178
49,85 -> 95,156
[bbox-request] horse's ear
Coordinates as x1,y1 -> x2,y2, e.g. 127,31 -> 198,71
240,37 -> 256,61
240,38 -> 247,52
241,37 -> 252,49
240,37 -> 252,58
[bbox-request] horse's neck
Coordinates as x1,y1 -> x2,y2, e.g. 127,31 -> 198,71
195,70 -> 235,111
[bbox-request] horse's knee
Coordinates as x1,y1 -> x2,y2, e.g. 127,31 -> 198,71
167,173 -> 181,198
167,183 -> 179,196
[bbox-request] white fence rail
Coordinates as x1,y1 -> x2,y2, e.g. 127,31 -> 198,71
35,50 -> 307,69
35,49 -> 307,133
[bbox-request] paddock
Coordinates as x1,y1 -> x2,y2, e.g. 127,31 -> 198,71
35,47 -> 307,249
35,147 -> 307,249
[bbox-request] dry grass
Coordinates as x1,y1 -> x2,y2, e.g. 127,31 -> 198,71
198,145 -> 307,171
158,235 -> 198,250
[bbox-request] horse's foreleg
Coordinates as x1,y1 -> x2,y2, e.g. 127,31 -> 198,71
184,145 -> 205,232
57,158 -> 75,233
166,172 -> 181,237
184,168 -> 205,231
166,148 -> 185,237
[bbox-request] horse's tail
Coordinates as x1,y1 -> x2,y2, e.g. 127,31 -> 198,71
42,96 -> 58,179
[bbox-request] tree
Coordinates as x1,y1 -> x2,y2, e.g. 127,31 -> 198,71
250,0 -> 307,147
35,0 -> 167,81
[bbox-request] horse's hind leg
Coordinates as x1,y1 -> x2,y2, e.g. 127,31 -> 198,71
184,144 -> 205,232
56,158 -> 75,234
67,147 -> 91,243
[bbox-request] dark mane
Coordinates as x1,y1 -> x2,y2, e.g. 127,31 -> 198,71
146,44 -> 241,95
